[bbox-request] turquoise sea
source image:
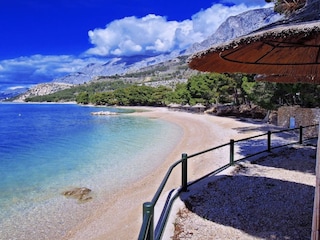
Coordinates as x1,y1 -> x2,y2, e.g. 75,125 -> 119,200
0,103 -> 182,239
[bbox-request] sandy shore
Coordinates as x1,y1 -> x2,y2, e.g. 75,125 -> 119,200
64,107 -> 269,240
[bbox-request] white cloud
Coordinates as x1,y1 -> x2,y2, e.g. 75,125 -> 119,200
85,3 -> 272,57
8,86 -> 26,90
86,14 -> 180,56
0,55 -> 105,84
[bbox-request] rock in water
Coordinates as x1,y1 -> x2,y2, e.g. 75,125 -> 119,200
62,187 -> 93,203
91,111 -> 118,115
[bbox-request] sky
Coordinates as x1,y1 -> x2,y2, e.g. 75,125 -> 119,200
0,0 -> 272,92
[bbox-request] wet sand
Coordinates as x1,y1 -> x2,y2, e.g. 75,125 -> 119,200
64,107 -> 267,240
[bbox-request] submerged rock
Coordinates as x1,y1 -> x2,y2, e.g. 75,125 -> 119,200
62,187 -> 93,203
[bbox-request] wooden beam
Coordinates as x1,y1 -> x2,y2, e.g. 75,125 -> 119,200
312,126 -> 320,239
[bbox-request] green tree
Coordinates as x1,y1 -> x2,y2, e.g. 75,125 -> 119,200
151,86 -> 171,106
166,83 -> 190,104
187,73 -> 236,106
250,82 -> 278,109
127,85 -> 151,105
274,83 -> 320,107
90,92 -> 117,105
76,92 -> 89,104
241,75 -> 257,104
114,88 -> 130,105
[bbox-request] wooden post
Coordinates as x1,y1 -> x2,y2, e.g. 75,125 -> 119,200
267,131 -> 271,152
143,202 -> 154,240
230,139 -> 234,165
299,126 -> 303,144
182,153 -> 188,192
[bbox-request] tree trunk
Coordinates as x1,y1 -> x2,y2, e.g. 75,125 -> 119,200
262,109 -> 271,123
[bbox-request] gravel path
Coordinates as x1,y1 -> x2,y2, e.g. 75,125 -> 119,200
172,143 -> 317,240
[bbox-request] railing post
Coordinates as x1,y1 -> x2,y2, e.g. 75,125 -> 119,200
143,202 -> 154,240
182,153 -> 188,192
299,126 -> 303,144
267,131 -> 272,152
230,139 -> 234,165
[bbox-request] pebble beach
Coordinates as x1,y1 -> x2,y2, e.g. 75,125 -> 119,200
63,106 -> 292,240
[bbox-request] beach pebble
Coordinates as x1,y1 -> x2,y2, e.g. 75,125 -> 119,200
62,187 -> 93,203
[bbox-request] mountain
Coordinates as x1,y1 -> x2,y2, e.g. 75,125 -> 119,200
12,7 -> 281,101
186,7 -> 281,54
52,51 -> 183,85
0,86 -> 29,101
92,55 -> 197,87
13,83 -> 74,102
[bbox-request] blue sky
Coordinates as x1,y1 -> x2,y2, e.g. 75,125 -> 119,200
0,0 -> 271,91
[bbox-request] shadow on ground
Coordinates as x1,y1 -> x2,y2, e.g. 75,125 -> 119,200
179,145 -> 317,239
233,119 -> 284,133
237,144 -> 317,173
181,175 -> 314,239
249,146 -> 316,173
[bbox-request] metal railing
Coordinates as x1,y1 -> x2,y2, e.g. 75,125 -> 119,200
138,124 -> 319,240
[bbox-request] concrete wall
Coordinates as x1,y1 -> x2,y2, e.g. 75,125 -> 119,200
278,106 -> 320,137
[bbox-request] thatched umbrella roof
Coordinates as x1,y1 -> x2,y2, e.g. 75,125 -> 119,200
168,103 -> 181,108
192,103 -> 206,109
188,0 -> 320,84
182,103 -> 191,108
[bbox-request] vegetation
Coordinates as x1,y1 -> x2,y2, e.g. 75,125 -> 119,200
25,81 -> 128,103
25,72 -> 320,110
176,73 -> 236,105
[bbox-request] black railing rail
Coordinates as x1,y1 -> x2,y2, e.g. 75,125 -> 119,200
138,124 -> 319,240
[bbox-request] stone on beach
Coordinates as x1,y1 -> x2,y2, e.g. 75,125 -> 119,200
62,187 -> 93,203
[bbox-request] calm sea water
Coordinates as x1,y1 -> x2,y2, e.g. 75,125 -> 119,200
0,103 -> 182,239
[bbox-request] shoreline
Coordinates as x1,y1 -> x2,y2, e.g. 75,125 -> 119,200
64,106 -> 268,240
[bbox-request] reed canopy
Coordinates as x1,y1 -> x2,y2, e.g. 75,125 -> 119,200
188,0 -> 320,84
